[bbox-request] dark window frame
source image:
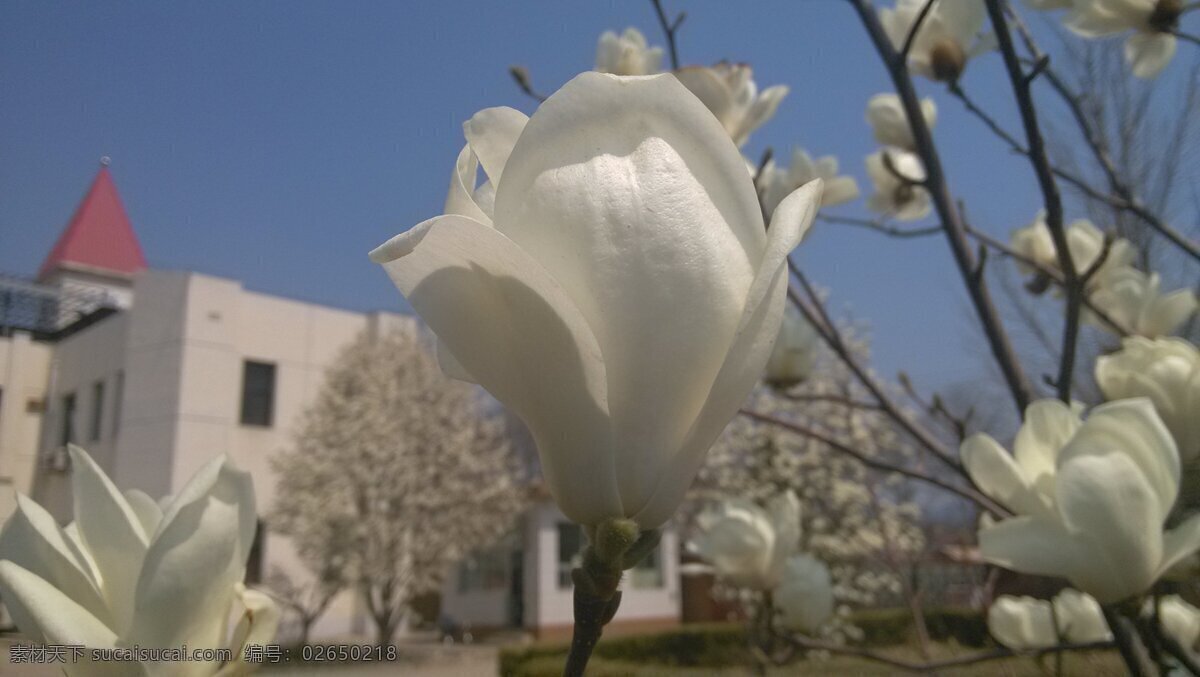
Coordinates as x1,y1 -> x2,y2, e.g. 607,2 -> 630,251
239,361 -> 276,427
60,392 -> 76,447
89,380 -> 105,442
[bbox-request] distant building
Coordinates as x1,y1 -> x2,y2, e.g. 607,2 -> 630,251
0,164 -> 680,640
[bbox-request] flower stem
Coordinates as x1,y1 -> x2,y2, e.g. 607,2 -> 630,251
562,520 -> 660,677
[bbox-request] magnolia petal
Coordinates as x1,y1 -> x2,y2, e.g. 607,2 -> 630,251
1013,399 -> 1080,494
1159,512 -> 1200,579
979,516 -> 1089,582
370,214 -> 620,524
1057,453 -> 1162,601
124,489 -> 164,538
462,106 -> 528,186
1126,33 -> 1176,79
0,495 -> 111,627
436,338 -> 476,383
1144,288 -> 1197,337
0,560 -> 117,648
821,176 -> 861,207
1053,589 -> 1111,643
961,434 -> 1051,518
213,585 -> 280,677
445,144 -> 493,226
1059,398 -> 1180,519
731,84 -> 788,147
672,67 -> 734,129
129,456 -> 255,660
68,445 -> 149,635
988,596 -> 1057,650
632,182 -> 819,527
494,72 -> 767,516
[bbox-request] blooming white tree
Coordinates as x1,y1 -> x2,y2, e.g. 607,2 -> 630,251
269,328 -> 525,646
0,446 -> 275,677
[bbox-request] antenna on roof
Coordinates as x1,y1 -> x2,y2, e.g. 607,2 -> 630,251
99,156 -> 111,167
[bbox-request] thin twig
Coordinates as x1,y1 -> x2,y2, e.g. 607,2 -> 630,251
1102,606 -> 1160,677
985,0 -> 1081,403
739,408 -> 1005,515
650,0 -> 684,70
508,66 -> 547,103
900,0 -> 938,59
847,0 -> 1035,414
1174,30 -> 1200,47
781,392 -> 881,410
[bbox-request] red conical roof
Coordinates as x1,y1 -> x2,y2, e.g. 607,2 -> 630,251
38,165 -> 147,280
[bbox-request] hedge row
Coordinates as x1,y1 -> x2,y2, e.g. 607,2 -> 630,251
500,608 -> 990,676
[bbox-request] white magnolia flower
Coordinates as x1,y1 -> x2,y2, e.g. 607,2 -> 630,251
690,491 -> 801,590
988,590 -> 1110,650
763,305 -> 820,388
1088,267 -> 1198,338
0,446 -> 275,677
1066,0 -> 1182,78
1096,337 -> 1200,464
674,63 -> 789,147
1155,595 -> 1200,650
1053,589 -> 1112,643
979,398 -> 1200,603
1009,213 -> 1135,284
962,399 -> 1081,519
865,149 -> 931,221
595,27 -> 664,76
866,93 -> 937,151
775,554 -> 834,633
879,0 -> 995,81
757,148 -> 860,217
371,73 -> 820,529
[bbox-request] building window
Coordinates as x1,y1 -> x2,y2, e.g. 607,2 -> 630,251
245,519 -> 266,585
90,380 -> 105,442
557,522 -> 584,589
60,392 -> 76,447
630,542 -> 664,588
239,361 -> 275,427
112,371 -> 124,440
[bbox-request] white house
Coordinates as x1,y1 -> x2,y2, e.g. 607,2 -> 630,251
0,164 -> 680,641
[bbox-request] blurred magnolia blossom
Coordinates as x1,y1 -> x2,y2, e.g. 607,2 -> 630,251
1096,337 -> 1200,464
1008,212 -> 1135,284
1087,267 -> 1198,338
977,398 -> 1200,603
763,305 -> 821,388
0,446 -> 275,677
865,149 -> 931,221
987,589 -> 1110,650
1064,0 -> 1182,78
757,149 -> 860,217
674,63 -> 789,147
775,553 -> 834,633
371,72 -> 820,529
595,27 -> 663,76
865,93 -> 937,151
689,491 -> 801,590
1154,595 -> 1200,650
879,0 -> 995,81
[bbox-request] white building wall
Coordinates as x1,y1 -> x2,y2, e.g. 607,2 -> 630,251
0,332 -> 53,520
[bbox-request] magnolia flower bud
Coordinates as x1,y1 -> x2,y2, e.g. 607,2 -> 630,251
371,73 -> 820,529
674,63 -> 789,148
865,149 -> 930,221
0,446 -> 274,675
1096,337 -> 1200,464
865,93 -> 936,151
1088,268 -> 1198,338
879,0 -> 994,81
689,491 -> 801,590
1065,0 -> 1180,77
595,28 -> 664,76
756,148 -> 860,218
775,554 -> 834,633
1154,595 -> 1200,650
988,590 -> 1110,650
977,398 -> 1200,603
930,40 -> 967,82
764,306 -> 819,388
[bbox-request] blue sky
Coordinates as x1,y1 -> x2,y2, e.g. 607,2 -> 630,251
1,1 -> 1196,391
